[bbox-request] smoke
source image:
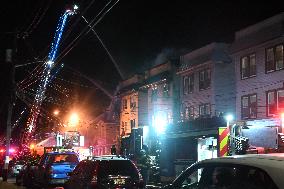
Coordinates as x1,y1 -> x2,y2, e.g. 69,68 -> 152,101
152,47 -> 189,67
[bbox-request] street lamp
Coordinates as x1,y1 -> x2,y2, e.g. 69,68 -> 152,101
53,109 -> 60,116
225,114 -> 233,128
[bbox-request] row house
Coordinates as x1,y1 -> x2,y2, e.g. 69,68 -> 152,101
116,11 -> 284,179
118,74 -> 144,136
163,43 -> 234,177
117,60 -> 179,156
231,13 -> 284,148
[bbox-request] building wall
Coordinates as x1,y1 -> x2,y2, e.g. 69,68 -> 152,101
147,80 -> 174,130
178,43 -> 234,120
180,63 -> 214,118
213,60 -> 236,116
120,92 -> 139,135
138,89 -> 148,126
232,13 -> 284,120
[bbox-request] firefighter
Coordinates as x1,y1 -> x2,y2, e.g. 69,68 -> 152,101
111,145 -> 117,155
137,148 -> 151,186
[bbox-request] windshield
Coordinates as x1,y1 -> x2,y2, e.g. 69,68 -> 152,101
97,160 -> 138,179
47,154 -> 79,164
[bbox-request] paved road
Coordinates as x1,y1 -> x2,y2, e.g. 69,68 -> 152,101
0,177 -> 26,189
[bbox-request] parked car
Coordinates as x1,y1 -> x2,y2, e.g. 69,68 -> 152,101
31,151 -> 79,188
16,163 -> 35,187
163,153 -> 284,189
64,155 -> 144,189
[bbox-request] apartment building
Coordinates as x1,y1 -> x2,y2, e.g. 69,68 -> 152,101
230,13 -> 284,149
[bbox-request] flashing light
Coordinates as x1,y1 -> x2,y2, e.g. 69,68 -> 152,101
30,144 -> 35,149
54,110 -> 60,116
225,114 -> 233,122
281,112 -> 284,119
9,148 -> 15,153
47,60 -> 54,66
0,149 -> 4,153
153,112 -> 167,135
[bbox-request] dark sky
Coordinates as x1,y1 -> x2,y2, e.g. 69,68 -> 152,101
1,0 -> 283,82
0,0 -> 283,135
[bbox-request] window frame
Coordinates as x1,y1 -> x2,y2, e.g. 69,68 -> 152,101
199,68 -> 211,91
266,89 -> 284,117
265,44 -> 284,73
183,76 -> 189,95
122,99 -> 127,110
151,88 -> 158,102
240,53 -> 256,79
199,103 -> 211,117
241,93 -> 257,119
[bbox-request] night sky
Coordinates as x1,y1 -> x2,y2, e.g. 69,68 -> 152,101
0,0 -> 283,136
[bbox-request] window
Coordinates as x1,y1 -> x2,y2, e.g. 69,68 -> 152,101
130,96 -> 136,110
241,94 -> 257,119
163,83 -> 170,97
267,89 -> 284,116
183,76 -> 189,94
184,106 -> 194,120
130,119 -> 135,129
188,74 -> 194,93
241,54 -> 256,79
151,88 -> 158,102
123,99 -> 127,110
199,104 -> 210,117
199,69 -> 211,90
183,74 -> 194,94
266,44 -> 284,72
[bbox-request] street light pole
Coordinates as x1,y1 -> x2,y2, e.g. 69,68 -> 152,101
3,49 -> 15,181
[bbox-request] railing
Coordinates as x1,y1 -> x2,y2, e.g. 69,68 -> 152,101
167,117 -> 226,133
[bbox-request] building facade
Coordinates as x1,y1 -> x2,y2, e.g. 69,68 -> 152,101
231,13 -> 284,149
178,43 -> 235,120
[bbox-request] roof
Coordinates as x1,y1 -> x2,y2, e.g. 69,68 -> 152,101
46,151 -> 78,155
196,153 -> 284,187
90,155 -> 129,161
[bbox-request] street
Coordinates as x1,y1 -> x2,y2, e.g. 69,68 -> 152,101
0,177 -> 25,189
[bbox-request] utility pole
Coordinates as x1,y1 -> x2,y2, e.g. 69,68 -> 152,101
2,49 -> 15,181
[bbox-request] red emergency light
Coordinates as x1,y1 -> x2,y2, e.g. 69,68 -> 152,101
9,148 -> 16,153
